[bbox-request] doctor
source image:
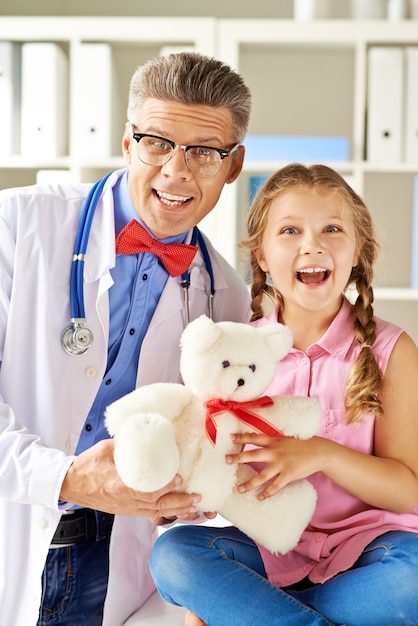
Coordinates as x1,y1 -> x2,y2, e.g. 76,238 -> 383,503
0,52 -> 252,626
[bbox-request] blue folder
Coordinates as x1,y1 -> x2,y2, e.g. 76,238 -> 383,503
244,135 -> 350,162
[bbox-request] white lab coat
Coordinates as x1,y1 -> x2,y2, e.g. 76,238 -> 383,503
0,169 -> 251,626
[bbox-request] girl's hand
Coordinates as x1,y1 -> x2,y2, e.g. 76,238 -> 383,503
226,432 -> 324,500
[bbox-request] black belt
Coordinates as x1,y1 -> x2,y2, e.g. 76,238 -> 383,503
51,508 -> 114,545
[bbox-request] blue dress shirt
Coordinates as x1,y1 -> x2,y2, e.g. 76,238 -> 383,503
74,171 -> 188,456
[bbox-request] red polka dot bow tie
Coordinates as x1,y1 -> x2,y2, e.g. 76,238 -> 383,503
115,219 -> 198,277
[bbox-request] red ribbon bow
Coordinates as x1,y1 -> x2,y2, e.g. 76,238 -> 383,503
115,219 -> 198,277
204,396 -> 286,445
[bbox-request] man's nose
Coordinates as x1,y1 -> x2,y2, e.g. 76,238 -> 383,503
160,147 -> 191,178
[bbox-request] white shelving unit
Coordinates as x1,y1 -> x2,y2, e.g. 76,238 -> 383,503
0,16 -> 216,185
216,18 -> 418,343
1,16 -> 418,341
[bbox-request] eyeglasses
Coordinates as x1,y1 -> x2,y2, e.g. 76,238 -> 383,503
131,125 -> 240,177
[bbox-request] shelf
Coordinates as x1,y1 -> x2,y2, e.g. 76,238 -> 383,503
218,19 -> 418,49
0,16 -> 217,48
242,160 -> 418,173
374,288 -> 418,300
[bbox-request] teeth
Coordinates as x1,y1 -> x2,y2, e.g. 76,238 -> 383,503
298,267 -> 328,273
156,190 -> 191,205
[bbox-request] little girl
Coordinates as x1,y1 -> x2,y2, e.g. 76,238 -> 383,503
150,164 -> 418,625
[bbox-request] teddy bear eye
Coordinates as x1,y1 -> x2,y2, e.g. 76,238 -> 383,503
249,364 -> 256,372
222,360 -> 230,368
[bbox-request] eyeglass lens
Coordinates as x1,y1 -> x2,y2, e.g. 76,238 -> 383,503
136,136 -> 222,177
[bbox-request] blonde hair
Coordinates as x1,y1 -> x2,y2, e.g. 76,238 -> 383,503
240,163 -> 382,425
127,52 -> 252,144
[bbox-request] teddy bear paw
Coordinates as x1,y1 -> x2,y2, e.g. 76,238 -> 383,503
113,412 -> 180,492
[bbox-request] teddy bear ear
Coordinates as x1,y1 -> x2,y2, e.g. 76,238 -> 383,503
257,323 -> 294,361
180,314 -> 222,354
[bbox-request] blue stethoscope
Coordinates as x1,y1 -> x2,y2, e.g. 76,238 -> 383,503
62,173 -> 215,356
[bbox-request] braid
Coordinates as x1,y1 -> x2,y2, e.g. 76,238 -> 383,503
343,181 -> 383,424
240,173 -> 283,321
344,276 -> 383,424
248,254 -> 278,322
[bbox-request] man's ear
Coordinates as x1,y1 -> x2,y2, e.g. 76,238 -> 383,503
226,145 -> 245,184
122,122 -> 132,164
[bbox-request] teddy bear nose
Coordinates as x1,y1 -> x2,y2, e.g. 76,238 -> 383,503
237,378 -> 245,387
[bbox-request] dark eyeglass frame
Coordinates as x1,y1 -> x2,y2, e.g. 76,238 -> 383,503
131,125 -> 241,174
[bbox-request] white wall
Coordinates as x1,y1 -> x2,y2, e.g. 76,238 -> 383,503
0,0 -> 352,18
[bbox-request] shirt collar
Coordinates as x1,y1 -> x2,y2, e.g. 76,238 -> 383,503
266,297 -> 356,360
112,169 -> 188,244
311,297 -> 356,360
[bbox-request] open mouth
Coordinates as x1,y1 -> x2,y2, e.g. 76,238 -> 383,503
155,190 -> 192,207
296,267 -> 330,284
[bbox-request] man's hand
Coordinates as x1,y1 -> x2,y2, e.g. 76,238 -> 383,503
60,439 -> 201,524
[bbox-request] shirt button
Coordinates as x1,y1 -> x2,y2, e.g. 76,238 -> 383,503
129,328 -> 135,335
85,423 -> 92,432
142,273 -> 148,281
301,357 -> 308,365
105,378 -> 112,385
38,517 -> 48,529
85,367 -> 97,378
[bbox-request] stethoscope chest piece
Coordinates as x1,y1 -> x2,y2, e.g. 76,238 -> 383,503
62,320 -> 94,356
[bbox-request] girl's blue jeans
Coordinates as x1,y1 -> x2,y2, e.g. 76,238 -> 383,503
150,525 -> 418,626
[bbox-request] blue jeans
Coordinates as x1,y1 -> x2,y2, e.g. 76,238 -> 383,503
150,525 -> 418,626
37,513 -> 111,626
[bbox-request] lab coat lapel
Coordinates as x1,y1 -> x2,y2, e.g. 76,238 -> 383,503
83,171 -> 119,286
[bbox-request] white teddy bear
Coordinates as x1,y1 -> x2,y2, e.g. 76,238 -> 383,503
105,315 -> 322,554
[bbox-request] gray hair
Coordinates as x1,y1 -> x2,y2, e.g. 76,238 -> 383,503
127,52 -> 252,143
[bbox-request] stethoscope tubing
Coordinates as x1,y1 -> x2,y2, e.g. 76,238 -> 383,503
181,228 -> 215,324
70,172 -> 113,320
